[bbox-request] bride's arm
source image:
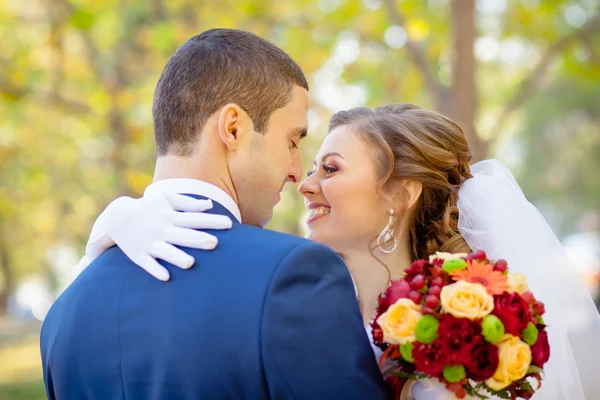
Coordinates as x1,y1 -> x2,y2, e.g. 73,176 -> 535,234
79,193 -> 232,281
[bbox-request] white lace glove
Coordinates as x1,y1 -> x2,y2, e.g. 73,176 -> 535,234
80,192 -> 233,281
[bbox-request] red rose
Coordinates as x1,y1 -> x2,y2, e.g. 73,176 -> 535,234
413,339 -> 445,377
531,329 -> 550,367
464,341 -> 499,381
492,292 -> 533,336
377,279 -> 411,314
437,314 -> 482,365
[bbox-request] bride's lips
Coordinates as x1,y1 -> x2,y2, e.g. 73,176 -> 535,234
306,202 -> 331,224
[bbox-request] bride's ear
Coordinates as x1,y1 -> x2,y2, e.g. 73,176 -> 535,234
401,180 -> 422,211
384,179 -> 422,213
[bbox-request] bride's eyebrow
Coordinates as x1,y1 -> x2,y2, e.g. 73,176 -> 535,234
321,152 -> 345,162
311,152 -> 346,167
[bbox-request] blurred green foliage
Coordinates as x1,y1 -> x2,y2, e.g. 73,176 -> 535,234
0,0 -> 599,397
0,0 -> 598,312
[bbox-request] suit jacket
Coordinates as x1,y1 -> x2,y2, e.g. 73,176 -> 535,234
40,196 -> 386,399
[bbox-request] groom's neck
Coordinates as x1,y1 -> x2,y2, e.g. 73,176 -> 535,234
153,154 -> 239,205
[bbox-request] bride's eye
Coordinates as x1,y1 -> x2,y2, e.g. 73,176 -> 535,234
306,170 -> 314,177
323,165 -> 338,176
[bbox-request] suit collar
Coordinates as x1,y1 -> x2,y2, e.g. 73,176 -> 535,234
144,178 -> 242,223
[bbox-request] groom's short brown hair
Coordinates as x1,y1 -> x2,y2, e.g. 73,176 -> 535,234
152,29 -> 309,156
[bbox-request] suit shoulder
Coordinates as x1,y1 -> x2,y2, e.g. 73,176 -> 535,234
230,224 -> 333,254
234,227 -> 347,277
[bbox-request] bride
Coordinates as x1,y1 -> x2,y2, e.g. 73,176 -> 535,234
79,104 -> 600,399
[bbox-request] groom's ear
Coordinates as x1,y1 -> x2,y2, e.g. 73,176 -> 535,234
216,104 -> 253,151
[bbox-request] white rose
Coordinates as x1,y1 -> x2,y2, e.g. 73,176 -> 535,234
507,272 -> 529,294
429,252 -> 468,263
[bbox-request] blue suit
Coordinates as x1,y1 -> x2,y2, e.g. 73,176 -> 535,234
40,197 -> 386,399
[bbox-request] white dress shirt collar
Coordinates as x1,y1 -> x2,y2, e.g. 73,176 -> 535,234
144,178 -> 242,223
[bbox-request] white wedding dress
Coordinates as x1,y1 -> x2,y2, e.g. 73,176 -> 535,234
457,160 -> 600,400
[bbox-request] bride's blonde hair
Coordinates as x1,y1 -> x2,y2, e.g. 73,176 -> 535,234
329,104 -> 473,260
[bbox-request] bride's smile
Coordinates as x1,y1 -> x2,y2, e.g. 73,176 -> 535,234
305,203 -> 331,224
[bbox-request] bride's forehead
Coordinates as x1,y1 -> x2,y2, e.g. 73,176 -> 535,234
313,128 -> 364,160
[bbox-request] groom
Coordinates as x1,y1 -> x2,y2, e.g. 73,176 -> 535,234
40,29 -> 386,399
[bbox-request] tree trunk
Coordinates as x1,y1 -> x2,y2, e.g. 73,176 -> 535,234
108,98 -> 132,197
450,0 -> 487,161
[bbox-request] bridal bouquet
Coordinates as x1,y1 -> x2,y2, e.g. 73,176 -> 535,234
371,250 -> 550,399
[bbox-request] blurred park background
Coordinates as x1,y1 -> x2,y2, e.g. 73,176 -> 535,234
0,0 -> 599,398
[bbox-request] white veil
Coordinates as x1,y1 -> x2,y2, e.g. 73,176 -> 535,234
457,159 -> 600,400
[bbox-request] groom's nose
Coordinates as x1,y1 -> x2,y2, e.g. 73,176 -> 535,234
287,152 -> 303,184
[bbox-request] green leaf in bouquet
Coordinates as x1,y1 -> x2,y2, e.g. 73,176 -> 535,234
518,380 -> 533,392
526,365 -> 543,375
389,370 -> 415,379
399,342 -> 414,363
525,368 -> 544,393
464,384 -> 490,400
492,389 -> 511,399
481,383 -> 511,400
388,363 -> 424,380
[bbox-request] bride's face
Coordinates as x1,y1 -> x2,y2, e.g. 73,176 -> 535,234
298,125 -> 390,253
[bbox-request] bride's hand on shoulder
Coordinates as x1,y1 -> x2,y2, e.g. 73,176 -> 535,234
81,192 -> 233,281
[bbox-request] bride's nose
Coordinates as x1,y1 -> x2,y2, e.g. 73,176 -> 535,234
298,173 -> 320,198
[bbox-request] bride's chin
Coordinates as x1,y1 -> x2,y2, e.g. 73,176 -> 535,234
305,230 -> 336,248
305,229 -> 323,243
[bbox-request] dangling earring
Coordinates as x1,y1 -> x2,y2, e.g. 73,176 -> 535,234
377,209 -> 398,254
